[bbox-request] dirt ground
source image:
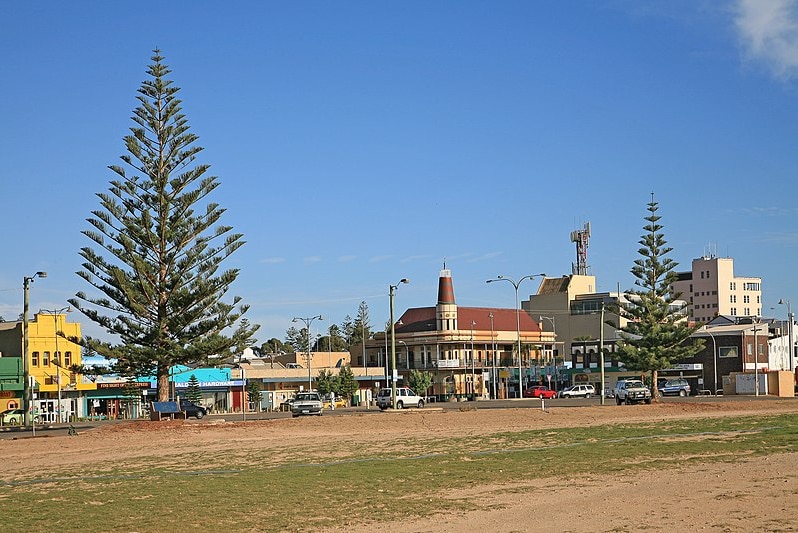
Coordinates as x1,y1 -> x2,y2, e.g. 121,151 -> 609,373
4,399 -> 798,532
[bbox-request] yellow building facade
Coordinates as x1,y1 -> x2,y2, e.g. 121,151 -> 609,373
0,313 -> 96,420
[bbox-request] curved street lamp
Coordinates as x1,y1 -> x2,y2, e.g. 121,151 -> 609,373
487,273 -> 546,398
701,326 -> 719,395
22,271 -> 47,431
389,279 -> 409,409
292,315 -> 323,391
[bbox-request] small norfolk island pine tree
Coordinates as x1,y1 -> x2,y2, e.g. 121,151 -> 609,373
185,374 -> 202,403
615,195 -> 704,398
70,50 -> 257,402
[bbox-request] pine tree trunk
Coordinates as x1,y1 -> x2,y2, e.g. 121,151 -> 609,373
157,367 -> 170,402
652,369 -> 659,402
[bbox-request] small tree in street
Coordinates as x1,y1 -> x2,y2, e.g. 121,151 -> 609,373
246,381 -> 262,411
315,369 -> 339,396
121,375 -> 141,418
337,365 -> 358,403
407,370 -> 434,397
615,196 -> 704,397
185,374 -> 202,403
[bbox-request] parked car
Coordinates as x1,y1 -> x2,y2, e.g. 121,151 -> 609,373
658,378 -> 691,397
322,395 -> 347,409
376,387 -> 425,409
524,386 -> 557,399
0,409 -> 38,425
279,398 -> 295,412
558,384 -> 595,398
179,400 -> 208,419
614,379 -> 652,405
291,391 -> 323,417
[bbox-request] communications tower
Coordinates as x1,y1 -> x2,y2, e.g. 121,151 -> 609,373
571,222 -> 591,275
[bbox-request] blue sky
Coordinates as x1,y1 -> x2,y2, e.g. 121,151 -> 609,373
1,1 -> 797,343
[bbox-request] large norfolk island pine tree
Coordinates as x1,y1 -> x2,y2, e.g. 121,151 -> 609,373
615,195 -> 703,397
70,50 -> 258,401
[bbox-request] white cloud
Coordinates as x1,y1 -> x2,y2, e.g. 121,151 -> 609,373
260,257 -> 285,264
742,206 -> 798,216
735,0 -> 798,78
465,252 -> 503,263
303,256 -> 322,264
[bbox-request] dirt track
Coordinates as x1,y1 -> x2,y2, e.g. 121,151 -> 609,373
4,398 -> 798,531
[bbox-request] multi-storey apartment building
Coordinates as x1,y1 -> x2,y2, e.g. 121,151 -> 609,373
671,255 -> 762,324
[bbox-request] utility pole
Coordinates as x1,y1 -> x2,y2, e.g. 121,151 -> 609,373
22,272 -> 47,431
389,279 -> 409,409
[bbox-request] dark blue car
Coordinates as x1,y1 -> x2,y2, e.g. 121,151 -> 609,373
179,400 -> 208,419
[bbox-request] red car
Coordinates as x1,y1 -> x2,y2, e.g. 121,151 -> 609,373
523,386 -> 557,399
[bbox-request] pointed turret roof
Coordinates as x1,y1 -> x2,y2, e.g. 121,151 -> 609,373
437,264 -> 455,305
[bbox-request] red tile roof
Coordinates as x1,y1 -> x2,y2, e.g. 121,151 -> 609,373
396,307 -> 541,334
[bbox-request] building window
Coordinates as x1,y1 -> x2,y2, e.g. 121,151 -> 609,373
43,351 -> 50,366
64,351 -> 72,366
719,346 -> 738,358
701,271 -> 705,279
32,351 -> 39,367
743,295 -> 750,304
731,307 -> 737,316
744,308 -> 750,316
707,271 -> 711,278
730,282 -> 736,290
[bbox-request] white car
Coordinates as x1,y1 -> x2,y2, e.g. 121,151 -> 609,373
558,384 -> 596,398
376,387 -> 425,409
291,392 -> 323,417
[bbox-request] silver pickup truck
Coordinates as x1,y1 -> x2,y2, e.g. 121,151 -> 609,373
291,391 -> 323,417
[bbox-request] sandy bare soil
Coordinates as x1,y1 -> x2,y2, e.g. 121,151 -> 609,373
4,399 -> 798,532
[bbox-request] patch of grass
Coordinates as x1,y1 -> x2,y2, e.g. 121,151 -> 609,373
2,413 -> 798,531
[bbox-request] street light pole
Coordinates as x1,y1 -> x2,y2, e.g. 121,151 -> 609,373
539,315 -> 556,391
487,274 -> 546,398
292,315 -> 323,391
703,326 -> 718,395
22,271 -> 47,430
779,299 -> 793,372
599,302 -> 605,405
398,340 -> 408,370
470,320 -> 476,399
362,321 -> 367,376
389,279 -> 409,409
41,306 -> 71,423
489,312 -> 497,399
753,318 -> 761,397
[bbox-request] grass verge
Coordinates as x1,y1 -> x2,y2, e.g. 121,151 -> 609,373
2,412 -> 796,531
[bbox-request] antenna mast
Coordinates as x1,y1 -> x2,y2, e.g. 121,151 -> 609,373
571,222 -> 591,275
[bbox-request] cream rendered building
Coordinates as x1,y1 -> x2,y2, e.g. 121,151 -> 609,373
671,255 -> 762,324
